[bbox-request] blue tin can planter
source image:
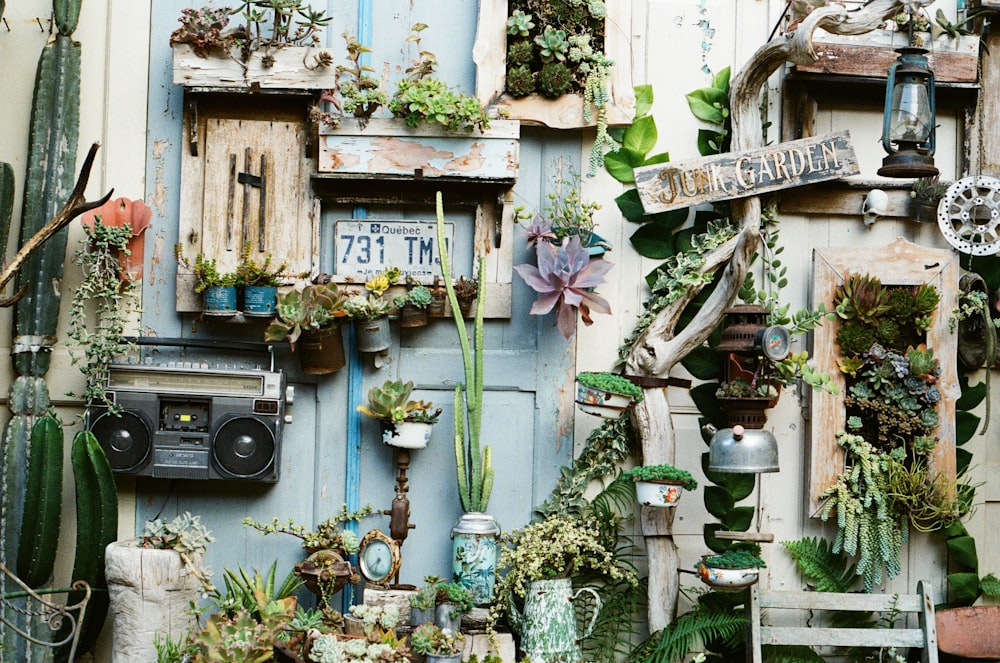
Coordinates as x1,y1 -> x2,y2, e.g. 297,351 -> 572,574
451,512 -> 500,606
243,286 -> 277,316
202,286 -> 237,316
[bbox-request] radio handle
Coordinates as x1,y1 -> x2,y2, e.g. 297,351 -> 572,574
123,337 -> 276,372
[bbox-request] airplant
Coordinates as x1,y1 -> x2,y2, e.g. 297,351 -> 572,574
513,235 -> 613,339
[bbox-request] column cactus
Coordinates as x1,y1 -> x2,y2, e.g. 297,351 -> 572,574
435,193 -> 494,513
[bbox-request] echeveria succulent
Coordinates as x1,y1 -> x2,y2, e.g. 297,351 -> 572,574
513,235 -> 612,339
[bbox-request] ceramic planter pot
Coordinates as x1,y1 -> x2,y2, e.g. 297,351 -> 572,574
696,556 -> 760,592
382,421 -> 432,449
634,479 -> 686,507
355,316 -> 391,353
575,382 -> 634,418
509,578 -> 601,663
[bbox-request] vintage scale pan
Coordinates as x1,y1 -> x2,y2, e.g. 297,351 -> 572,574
938,175 -> 1000,256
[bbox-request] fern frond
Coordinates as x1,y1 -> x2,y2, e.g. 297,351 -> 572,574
593,473 -> 637,517
782,537 -> 858,593
582,576 -> 647,663
633,606 -> 746,663
762,644 -> 825,663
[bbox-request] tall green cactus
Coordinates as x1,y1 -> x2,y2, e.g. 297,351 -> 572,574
435,193 -> 494,513
0,162 -> 13,256
3,0 -> 86,658
16,415 -> 63,588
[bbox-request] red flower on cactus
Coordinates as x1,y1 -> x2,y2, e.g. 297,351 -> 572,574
513,235 -> 612,339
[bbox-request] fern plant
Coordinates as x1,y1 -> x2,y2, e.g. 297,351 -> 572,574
781,537 -> 858,593
631,603 -> 746,663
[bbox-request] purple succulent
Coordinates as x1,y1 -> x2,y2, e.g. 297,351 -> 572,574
513,235 -> 612,339
520,213 -> 557,248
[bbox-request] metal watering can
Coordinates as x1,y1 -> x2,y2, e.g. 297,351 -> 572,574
508,577 -> 602,662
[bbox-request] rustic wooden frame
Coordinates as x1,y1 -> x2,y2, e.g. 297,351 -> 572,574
473,0 -> 634,129
808,238 -> 960,516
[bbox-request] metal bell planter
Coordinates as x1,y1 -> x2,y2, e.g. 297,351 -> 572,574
707,424 -> 779,474
509,578 -> 601,663
451,512 -> 501,606
355,316 -> 391,353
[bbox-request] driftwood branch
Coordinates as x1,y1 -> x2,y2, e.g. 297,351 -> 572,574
627,0 -> 918,633
0,142 -> 112,307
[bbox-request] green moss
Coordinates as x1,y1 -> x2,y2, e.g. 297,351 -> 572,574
576,372 -> 643,400
621,464 -> 697,490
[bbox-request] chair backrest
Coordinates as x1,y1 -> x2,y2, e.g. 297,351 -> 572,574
747,580 -> 938,663
0,562 -> 91,660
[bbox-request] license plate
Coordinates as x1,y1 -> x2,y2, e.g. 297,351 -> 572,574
333,219 -> 454,281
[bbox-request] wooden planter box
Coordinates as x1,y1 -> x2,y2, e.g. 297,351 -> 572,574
793,29 -> 979,83
172,43 -> 338,90
473,0 -> 634,129
317,118 -> 520,182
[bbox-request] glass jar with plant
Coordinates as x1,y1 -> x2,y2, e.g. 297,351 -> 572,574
389,24 -> 490,133
622,463 -> 697,508
409,623 -> 463,662
356,379 -> 442,449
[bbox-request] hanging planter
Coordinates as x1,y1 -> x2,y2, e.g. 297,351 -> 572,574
357,379 -> 442,449
297,326 -> 346,375
382,420 -> 433,449
695,549 -> 765,592
621,464 -> 697,508
202,285 -> 238,315
355,316 -> 391,353
574,371 -> 643,418
243,285 -> 278,316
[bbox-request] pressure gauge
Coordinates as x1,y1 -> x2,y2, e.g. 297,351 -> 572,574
358,529 -> 401,586
754,326 -> 791,362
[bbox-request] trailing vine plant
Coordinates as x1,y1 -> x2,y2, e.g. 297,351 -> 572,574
66,218 -> 140,410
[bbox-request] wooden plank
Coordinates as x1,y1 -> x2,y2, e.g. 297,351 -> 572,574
634,132 -> 859,214
714,530 -> 775,543
758,590 -> 923,612
793,32 -> 980,83
760,626 -> 926,648
172,43 -> 338,89
318,119 -> 520,181
808,239 -> 959,515
780,182 -> 914,218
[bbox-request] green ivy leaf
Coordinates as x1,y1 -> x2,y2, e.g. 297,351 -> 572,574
629,224 -> 676,259
720,472 -> 756,502
682,345 -> 722,380
634,84 -> 654,118
956,447 -> 973,475
948,571 -> 981,605
604,150 -> 636,183
938,522 -> 968,539
948,535 -> 979,571
704,523 -> 732,554
643,152 -> 671,166
980,573 -> 1000,598
651,207 -> 689,231
712,67 -> 731,94
623,115 -> 657,156
697,128 -> 725,156
723,506 -> 754,531
691,385 -> 725,427
956,410 -> 981,446
957,375 -> 986,410
615,189 -> 647,223
704,486 -> 735,519
686,88 -> 728,124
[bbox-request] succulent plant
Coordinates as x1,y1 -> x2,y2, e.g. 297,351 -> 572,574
506,64 -> 536,97
621,464 -> 697,490
836,321 -> 876,357
187,609 -> 283,663
536,61 -> 574,97
506,9 -> 535,37
169,6 -> 233,57
343,293 -> 392,321
409,623 -> 463,656
356,379 -> 440,424
507,40 -> 535,68
834,273 -> 891,326
534,26 -> 569,62
264,282 -> 348,348
700,545 -> 766,570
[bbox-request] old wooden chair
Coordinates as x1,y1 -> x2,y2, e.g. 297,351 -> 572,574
0,561 -> 91,659
747,580 -> 938,663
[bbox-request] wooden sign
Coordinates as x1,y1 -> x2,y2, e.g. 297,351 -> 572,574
634,131 -> 859,214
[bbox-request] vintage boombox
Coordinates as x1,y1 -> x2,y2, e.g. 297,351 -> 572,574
86,363 -> 287,482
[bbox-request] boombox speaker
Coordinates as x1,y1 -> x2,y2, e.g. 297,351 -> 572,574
87,364 -> 286,482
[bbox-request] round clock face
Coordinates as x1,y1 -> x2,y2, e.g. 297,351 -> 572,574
358,530 -> 400,585
755,325 -> 791,362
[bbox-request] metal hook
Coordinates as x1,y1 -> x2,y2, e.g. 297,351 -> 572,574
35,17 -> 45,32
2,18 -> 10,32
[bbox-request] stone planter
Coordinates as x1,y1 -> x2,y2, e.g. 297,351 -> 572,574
105,540 -> 204,663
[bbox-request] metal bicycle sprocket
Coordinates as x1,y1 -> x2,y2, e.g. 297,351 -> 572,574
937,175 -> 1000,255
